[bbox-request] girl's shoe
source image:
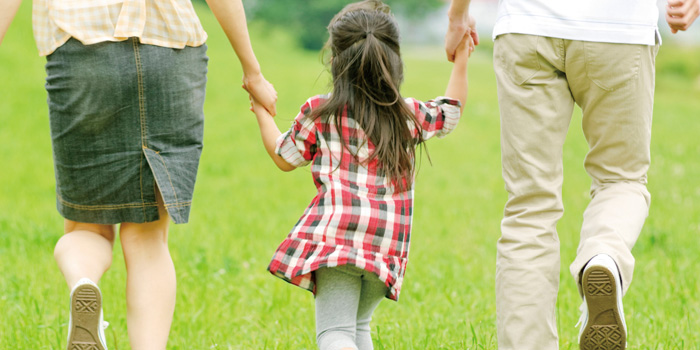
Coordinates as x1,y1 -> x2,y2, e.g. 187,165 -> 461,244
577,254 -> 626,350
67,278 -> 109,350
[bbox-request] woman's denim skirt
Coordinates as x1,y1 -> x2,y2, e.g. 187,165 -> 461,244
45,38 -> 208,224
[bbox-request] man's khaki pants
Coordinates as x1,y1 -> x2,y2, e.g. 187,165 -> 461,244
493,34 -> 658,349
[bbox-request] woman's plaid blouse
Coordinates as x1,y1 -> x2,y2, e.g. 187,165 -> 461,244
268,94 -> 461,301
33,0 -> 207,56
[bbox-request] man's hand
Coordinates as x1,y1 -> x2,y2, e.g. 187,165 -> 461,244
446,14 -> 478,62
666,0 -> 700,33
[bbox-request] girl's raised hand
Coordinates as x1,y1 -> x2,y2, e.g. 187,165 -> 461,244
243,72 -> 277,116
247,93 -> 263,115
454,33 -> 474,63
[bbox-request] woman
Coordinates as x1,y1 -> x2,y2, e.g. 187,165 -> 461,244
0,0 -> 275,349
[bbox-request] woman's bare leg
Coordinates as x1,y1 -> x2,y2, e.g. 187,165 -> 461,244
119,196 -> 174,350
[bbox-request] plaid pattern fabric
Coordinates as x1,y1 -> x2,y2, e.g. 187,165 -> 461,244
32,0 -> 207,56
268,94 -> 461,301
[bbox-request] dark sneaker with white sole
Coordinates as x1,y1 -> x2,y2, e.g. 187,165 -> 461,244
578,254 -> 626,350
67,278 -> 109,350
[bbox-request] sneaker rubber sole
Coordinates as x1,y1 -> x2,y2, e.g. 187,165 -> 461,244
580,266 -> 626,350
68,283 -> 106,350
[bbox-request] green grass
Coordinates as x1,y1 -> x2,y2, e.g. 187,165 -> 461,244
2,2 -> 700,349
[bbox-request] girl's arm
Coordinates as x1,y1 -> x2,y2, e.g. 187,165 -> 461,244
0,0 -> 23,45
249,96 -> 295,172
205,0 -> 277,115
444,34 -> 473,113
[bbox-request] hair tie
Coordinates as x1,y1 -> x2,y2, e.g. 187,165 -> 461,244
365,30 -> 374,37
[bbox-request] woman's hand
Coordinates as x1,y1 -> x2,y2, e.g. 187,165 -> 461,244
242,72 -> 277,116
247,93 -> 295,172
0,0 -> 23,45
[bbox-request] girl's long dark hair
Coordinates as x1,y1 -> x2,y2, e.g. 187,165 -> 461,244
313,0 -> 423,191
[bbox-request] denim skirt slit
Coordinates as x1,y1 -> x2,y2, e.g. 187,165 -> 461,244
45,37 -> 208,224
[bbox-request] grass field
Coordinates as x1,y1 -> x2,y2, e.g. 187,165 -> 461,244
2,2 -> 700,349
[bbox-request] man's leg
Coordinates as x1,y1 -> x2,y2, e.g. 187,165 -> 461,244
568,40 -> 656,296
494,34 -> 575,350
567,40 -> 657,347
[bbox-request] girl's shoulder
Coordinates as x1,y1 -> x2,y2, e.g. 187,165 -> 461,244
290,94 -> 332,130
294,94 -> 331,122
300,94 -> 331,113
403,97 -> 421,115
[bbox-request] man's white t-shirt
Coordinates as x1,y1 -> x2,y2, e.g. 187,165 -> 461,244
492,0 -> 660,45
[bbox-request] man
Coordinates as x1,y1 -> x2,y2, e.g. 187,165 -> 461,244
446,0 -> 659,349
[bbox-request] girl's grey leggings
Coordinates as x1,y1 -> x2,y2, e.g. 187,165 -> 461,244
315,265 -> 389,350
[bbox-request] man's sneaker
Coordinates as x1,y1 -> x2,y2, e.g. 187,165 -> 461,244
577,254 -> 626,350
67,278 -> 109,350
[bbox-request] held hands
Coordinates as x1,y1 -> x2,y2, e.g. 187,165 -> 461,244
247,90 -> 296,172
443,32 -> 471,114
248,92 -> 266,116
453,33 -> 475,63
242,72 -> 278,116
666,0 -> 700,33
445,13 -> 478,62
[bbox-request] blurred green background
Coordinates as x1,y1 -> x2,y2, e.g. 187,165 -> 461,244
241,0 -> 443,50
1,1 -> 700,349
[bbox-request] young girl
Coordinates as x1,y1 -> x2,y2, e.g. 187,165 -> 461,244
250,1 -> 472,349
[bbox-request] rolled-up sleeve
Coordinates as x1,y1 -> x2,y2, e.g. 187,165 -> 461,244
275,101 -> 318,168
406,97 -> 462,141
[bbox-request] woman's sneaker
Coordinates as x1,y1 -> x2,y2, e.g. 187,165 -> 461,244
67,278 -> 109,350
577,254 -> 626,350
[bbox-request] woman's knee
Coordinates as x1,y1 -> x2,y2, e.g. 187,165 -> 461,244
119,198 -> 171,253
55,221 -> 116,267
119,192 -> 170,249
56,221 -> 116,260
119,222 -> 169,255
63,220 -> 116,242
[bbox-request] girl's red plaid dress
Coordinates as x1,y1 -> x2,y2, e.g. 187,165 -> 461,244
268,94 -> 461,301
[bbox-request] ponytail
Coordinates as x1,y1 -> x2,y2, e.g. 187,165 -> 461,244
313,4 -> 422,191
